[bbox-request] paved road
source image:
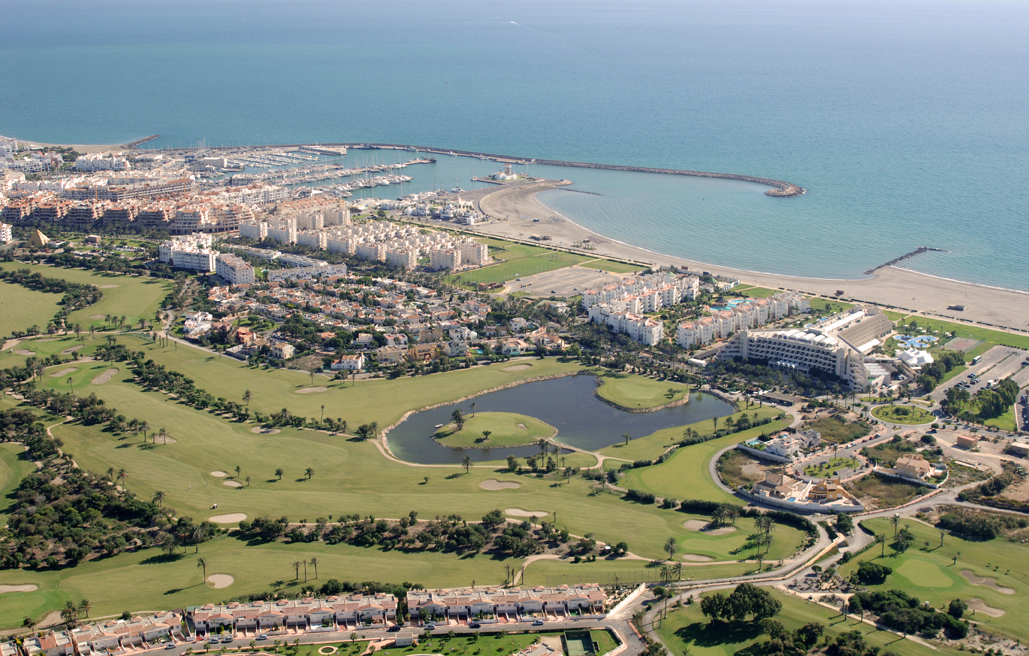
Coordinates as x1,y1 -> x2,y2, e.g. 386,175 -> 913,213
931,345 -> 1029,404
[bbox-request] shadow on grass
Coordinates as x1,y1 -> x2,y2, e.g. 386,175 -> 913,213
141,553 -> 184,565
673,620 -> 762,648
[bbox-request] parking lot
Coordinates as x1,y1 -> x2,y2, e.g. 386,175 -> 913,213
930,345 -> 1029,403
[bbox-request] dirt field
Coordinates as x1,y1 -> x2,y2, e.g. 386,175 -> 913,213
508,265 -> 627,297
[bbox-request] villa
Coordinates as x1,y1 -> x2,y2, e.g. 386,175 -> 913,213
895,454 -> 932,480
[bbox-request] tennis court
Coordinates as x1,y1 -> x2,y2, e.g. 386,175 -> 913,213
563,630 -> 597,656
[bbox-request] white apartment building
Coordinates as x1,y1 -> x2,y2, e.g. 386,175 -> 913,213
429,248 -> 461,271
676,291 -> 812,350
582,273 -> 699,314
716,306 -> 893,389
0,222 -> 11,243
215,254 -> 256,285
385,247 -> 418,269
158,233 -> 217,272
240,221 -> 268,241
73,154 -> 131,172
587,303 -> 663,346
297,231 -> 327,250
267,223 -> 297,245
459,240 -> 489,265
356,242 -> 386,262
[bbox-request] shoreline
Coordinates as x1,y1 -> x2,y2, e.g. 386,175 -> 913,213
471,182 -> 1029,333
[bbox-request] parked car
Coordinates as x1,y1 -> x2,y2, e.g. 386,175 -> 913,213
469,622 -> 482,629
165,645 -> 176,650
387,626 -> 402,633
424,624 -> 436,630
256,636 -> 268,641
532,620 -> 545,626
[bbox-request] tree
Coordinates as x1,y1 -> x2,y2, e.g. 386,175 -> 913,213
462,456 -> 472,474
481,430 -> 492,442
622,432 -> 632,446
663,536 -> 678,561
78,599 -> 92,618
890,513 -> 900,539
876,534 -> 886,557
305,467 -> 315,480
246,475 -> 251,487
139,421 -> 150,442
310,556 -> 318,579
948,599 -> 967,619
451,409 -> 465,430
117,468 -> 127,485
152,490 -> 166,507
243,390 -> 252,406
471,402 -> 477,417
275,468 -> 284,481
197,557 -> 209,583
291,560 -> 301,580
61,601 -> 78,625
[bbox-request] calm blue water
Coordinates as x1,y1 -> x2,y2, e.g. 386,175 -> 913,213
3,0 -> 1028,289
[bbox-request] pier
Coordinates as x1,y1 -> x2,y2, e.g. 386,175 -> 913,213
864,246 -> 950,275
122,134 -> 160,148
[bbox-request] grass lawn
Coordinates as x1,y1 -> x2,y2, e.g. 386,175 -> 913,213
0,262 -> 171,331
445,241 -> 591,287
594,373 -> 689,410
0,280 -> 63,336
985,409 -> 1017,432
435,412 -> 555,448
871,405 -> 935,425
0,442 -> 34,523
598,406 -> 782,462
733,286 -> 779,299
579,259 -> 646,274
107,335 -> 584,429
616,416 -> 792,503
808,298 -> 855,314
522,558 -> 750,587
591,629 -> 619,655
839,517 -> 1029,642
371,633 -> 541,656
655,589 -> 954,656
803,457 -> 859,477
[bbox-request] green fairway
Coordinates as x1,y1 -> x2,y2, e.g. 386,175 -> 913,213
0,443 -> 34,523
0,262 -> 171,331
523,558 -> 750,587
435,411 -> 555,448
0,280 -> 63,336
655,589 -> 954,656
839,517 -> 1029,641
107,336 -> 583,428
598,406 -> 781,462
670,513 -> 805,562
594,373 -> 689,410
616,416 -> 792,503
0,533 -> 509,629
871,405 -> 935,425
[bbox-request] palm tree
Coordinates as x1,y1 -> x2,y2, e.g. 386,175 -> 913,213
890,514 -> 901,539
310,557 -> 318,579
275,468 -> 283,481
155,427 -> 166,444
461,456 -> 472,474
876,534 -> 886,557
673,562 -> 683,581
106,466 -> 115,482
152,490 -> 166,507
451,408 -> 465,430
245,475 -> 251,487
243,390 -> 252,406
235,465 -> 242,478
663,536 -> 678,561
320,404 -> 325,422
61,601 -> 78,625
953,551 -> 961,565
305,467 -> 314,480
140,421 -> 150,442
471,402 -> 477,417
940,530 -> 945,548
78,599 -> 92,618
622,432 -> 632,446
197,557 -> 209,583
67,376 -> 74,395
302,559 -> 309,582
291,560 -> 301,580
481,430 -> 492,442
713,416 -> 718,430
117,468 -> 127,486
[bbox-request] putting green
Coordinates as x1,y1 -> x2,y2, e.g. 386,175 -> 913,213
895,559 -> 954,589
434,412 -> 555,448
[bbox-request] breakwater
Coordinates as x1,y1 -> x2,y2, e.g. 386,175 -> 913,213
863,246 -> 951,275
122,134 -> 160,148
134,140 -> 806,198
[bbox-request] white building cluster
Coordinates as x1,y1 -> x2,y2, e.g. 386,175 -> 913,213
582,273 -> 700,346
73,153 -> 131,172
676,291 -> 810,350
716,306 -> 894,389
159,232 -> 217,272
0,222 -> 11,243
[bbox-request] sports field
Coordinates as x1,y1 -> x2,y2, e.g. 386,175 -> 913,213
0,281 -> 63,336
839,517 -> 1029,640
656,589 -> 954,656
0,262 -> 171,331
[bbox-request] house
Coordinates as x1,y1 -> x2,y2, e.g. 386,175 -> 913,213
407,342 -> 440,363
808,478 -> 845,503
1006,441 -> 1029,458
331,354 -> 365,371
23,632 -> 75,656
443,341 -> 469,358
354,333 -> 376,349
374,345 -> 407,365
753,472 -> 801,500
956,434 -> 978,449
896,454 -> 932,480
500,338 -> 533,356
269,343 -> 295,360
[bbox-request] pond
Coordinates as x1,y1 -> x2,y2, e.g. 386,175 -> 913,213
384,375 -> 734,464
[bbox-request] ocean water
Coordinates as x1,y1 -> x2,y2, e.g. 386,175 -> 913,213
2,0 -> 1028,289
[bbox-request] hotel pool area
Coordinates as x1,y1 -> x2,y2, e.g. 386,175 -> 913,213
711,299 -> 749,312
894,335 -> 939,349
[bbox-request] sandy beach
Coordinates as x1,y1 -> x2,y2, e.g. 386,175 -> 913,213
469,182 -> 1029,333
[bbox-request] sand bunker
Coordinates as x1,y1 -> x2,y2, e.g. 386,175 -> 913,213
318,648 -> 338,655
682,554 -> 714,562
0,584 -> 38,593
91,368 -> 118,385
504,364 -> 531,372
209,513 -> 248,524
155,436 -> 177,444
98,284 -> 119,289
50,368 -> 78,378
210,470 -> 228,478
967,598 -> 1006,617
62,346 -> 83,354
208,574 -> 234,589
251,426 -> 281,434
481,479 -> 521,491
683,519 -> 736,535
15,349 -> 35,356
223,480 -> 243,488
505,508 -> 549,517
297,387 -> 328,394
961,570 -> 1015,594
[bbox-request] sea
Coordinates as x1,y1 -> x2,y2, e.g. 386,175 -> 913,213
2,0 -> 1028,290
